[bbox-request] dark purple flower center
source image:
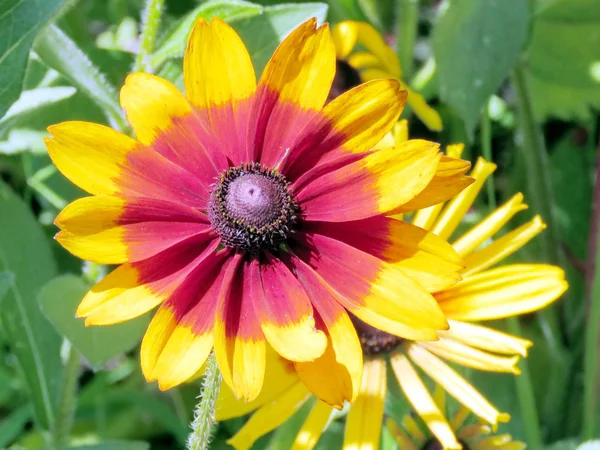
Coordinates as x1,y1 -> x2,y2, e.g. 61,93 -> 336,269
328,59 -> 363,102
422,438 -> 470,450
351,315 -> 404,356
208,163 -> 297,253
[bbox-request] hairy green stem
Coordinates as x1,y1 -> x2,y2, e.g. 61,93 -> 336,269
135,0 -> 166,73
52,342 -> 80,448
481,99 -> 542,449
187,353 -> 221,450
396,0 -> 419,80
582,138 -> 600,439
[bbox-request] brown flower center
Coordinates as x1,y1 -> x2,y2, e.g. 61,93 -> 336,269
328,59 -> 363,102
351,315 -> 404,356
208,163 -> 297,253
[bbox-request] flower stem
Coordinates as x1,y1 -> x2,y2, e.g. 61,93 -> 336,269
481,100 -> 542,449
52,342 -> 80,448
582,137 -> 600,439
134,0 -> 166,73
187,353 -> 222,450
511,64 -> 564,343
396,0 -> 419,80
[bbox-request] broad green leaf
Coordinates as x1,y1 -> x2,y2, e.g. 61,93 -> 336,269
39,275 -> 149,370
152,1 -> 329,75
266,399 -> 314,450
232,2 -> 328,74
152,0 -> 264,68
0,404 -> 32,448
525,0 -> 600,121
63,441 -> 150,450
0,272 -> 14,303
0,87 -> 75,136
432,0 -> 530,137
0,180 -> 61,430
33,25 -> 128,131
0,0 -> 66,119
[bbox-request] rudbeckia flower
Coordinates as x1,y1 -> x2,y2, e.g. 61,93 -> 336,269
215,145 -> 567,450
330,20 -> 443,131
387,399 -> 526,450
46,18 -> 471,402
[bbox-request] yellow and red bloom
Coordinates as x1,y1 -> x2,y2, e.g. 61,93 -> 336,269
331,20 -> 443,131
215,146 -> 567,450
46,18 -> 470,402
387,401 -> 526,450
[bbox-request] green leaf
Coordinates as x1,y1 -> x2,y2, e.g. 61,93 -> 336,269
0,404 -> 32,448
525,0 -> 600,121
0,180 -> 62,430
39,275 -> 149,370
432,0 -> 530,137
152,0 -> 264,68
545,439 -> 580,450
0,129 -> 50,154
0,272 -> 14,303
0,87 -> 76,136
151,1 -> 329,75
0,0 -> 66,119
33,25 -> 128,131
62,441 -> 150,450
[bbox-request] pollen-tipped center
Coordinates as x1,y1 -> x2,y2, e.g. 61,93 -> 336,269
209,163 -> 297,253
351,315 -> 404,356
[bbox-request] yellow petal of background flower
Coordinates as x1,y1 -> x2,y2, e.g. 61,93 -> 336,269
121,73 -> 192,145
184,18 -> 256,107
292,401 -> 334,450
390,352 -> 461,450
462,216 -> 546,276
431,157 -> 497,240
438,264 -> 568,321
408,344 -> 510,427
227,383 -> 311,450
332,20 -> 358,59
46,121 -> 139,196
442,320 -> 532,357
419,338 -> 521,374
452,193 -> 528,257
259,18 -> 335,111
215,348 -> 298,421
343,357 -> 387,450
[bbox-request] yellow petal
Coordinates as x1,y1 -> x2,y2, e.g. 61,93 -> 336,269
55,196 -> 127,264
46,122 -> 139,196
419,338 -> 521,374
292,401 -> 334,450
295,312 -> 363,408
323,79 -> 406,155
347,51 -> 383,70
121,73 -> 192,145
407,344 -> 510,427
386,418 -> 419,450
431,157 -> 497,240
343,357 -> 387,450
405,85 -> 443,131
332,21 -> 358,59
353,21 -> 401,77
462,216 -> 546,276
215,347 -> 298,421
226,382 -> 311,450
441,320 -> 532,357
259,18 -> 335,111
390,352 -> 461,449
452,193 -> 528,258
438,264 -> 568,321
184,18 -> 255,107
